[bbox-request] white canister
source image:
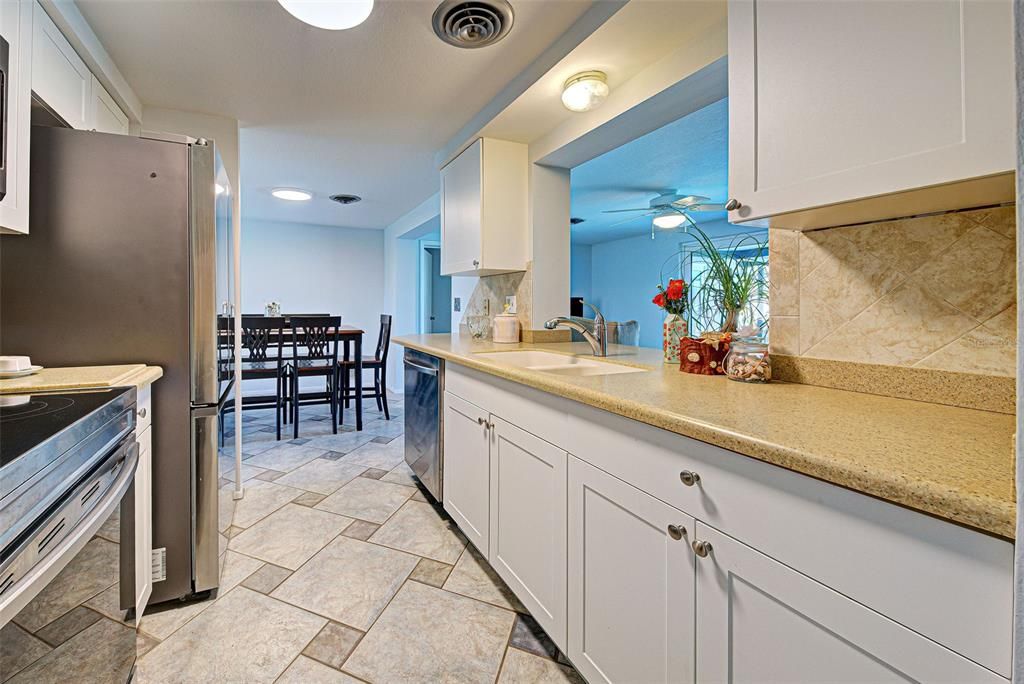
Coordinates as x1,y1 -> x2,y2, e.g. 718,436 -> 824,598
492,313 -> 521,344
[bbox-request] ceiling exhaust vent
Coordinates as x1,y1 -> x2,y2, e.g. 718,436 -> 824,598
330,194 -> 362,205
432,0 -> 514,49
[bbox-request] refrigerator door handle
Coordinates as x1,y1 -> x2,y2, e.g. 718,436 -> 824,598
189,141 -> 219,407
191,408 -> 219,594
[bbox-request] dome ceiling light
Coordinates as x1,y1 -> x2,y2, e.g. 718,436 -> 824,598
272,187 -> 313,201
652,211 -> 686,229
561,71 -> 609,112
277,0 -> 374,30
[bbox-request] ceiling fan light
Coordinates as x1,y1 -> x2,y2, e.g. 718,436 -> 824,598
561,71 -> 609,112
278,0 -> 373,30
652,212 -> 686,229
272,187 -> 313,201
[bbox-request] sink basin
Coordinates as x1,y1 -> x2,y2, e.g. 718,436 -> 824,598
474,350 -> 647,377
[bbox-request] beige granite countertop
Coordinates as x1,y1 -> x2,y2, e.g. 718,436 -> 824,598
395,334 -> 1016,540
0,364 -> 164,394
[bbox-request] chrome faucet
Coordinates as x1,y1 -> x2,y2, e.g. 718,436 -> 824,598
544,301 -> 607,357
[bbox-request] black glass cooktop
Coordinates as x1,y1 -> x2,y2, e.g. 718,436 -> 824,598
0,388 -> 132,468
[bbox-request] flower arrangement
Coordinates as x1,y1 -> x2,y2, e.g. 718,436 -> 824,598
652,278 -> 687,315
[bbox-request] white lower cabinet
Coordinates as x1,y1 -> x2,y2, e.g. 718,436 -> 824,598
133,424 -> 153,618
488,417 -> 567,645
567,456 -> 694,684
694,522 -> 1004,683
442,392 -> 491,555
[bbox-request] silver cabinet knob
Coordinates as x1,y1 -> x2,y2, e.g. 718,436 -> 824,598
476,417 -> 491,429
138,407 -> 147,419
472,259 -> 480,268
724,199 -> 741,211
667,524 -> 686,541
692,540 -> 713,558
679,470 -> 700,487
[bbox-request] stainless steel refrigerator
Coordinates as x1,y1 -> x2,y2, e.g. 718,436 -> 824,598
0,125 -> 234,605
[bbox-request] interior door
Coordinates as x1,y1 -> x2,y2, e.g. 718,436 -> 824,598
694,522 -> 1004,683
567,456 -> 695,684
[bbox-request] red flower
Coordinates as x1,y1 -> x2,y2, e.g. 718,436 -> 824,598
666,279 -> 685,301
652,293 -> 666,307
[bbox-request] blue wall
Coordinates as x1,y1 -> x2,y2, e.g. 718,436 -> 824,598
570,244 -> 593,303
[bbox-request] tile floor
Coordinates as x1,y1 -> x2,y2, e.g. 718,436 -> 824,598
133,397 -> 585,683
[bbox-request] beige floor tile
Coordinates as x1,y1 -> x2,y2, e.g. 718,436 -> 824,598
370,501 -> 466,564
304,431 -> 376,454
444,547 -> 525,612
409,558 -> 453,588
340,520 -> 380,541
272,536 -> 417,630
8,618 -> 136,684
275,459 -> 367,495
315,477 -> 415,524
221,479 -> 304,529
343,581 -> 514,684
497,647 -> 585,684
33,606 -> 101,647
0,623 -> 51,680
137,588 -> 325,683
138,550 -> 263,640
13,538 -> 118,632
245,444 -> 329,472
96,508 -> 120,543
229,504 -> 353,570
218,458 -> 266,482
380,463 -> 416,487
361,418 -> 405,439
302,621 -> 364,670
341,441 -> 406,470
241,564 -> 293,594
278,656 -> 363,684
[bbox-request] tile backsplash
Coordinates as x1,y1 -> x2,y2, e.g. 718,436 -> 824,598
459,262 -> 533,338
769,205 -> 1016,377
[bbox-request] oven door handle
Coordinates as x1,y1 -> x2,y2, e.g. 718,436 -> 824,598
0,443 -> 139,625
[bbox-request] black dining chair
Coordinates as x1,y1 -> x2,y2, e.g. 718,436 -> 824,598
238,316 -> 289,440
288,315 -> 341,438
339,314 -> 393,420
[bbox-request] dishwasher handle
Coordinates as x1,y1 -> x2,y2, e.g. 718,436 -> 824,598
405,360 -> 438,376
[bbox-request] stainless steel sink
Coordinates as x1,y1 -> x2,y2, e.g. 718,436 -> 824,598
474,350 -> 647,377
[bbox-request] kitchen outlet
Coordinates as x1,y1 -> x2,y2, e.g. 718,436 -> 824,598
454,297 -> 461,312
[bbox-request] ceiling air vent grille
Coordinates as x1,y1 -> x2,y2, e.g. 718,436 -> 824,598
432,0 -> 514,49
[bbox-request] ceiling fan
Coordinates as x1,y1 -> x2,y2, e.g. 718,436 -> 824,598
601,192 -> 740,238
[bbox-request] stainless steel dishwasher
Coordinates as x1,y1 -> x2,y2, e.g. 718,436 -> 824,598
404,349 -> 443,501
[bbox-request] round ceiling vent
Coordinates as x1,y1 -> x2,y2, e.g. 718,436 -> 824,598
432,0 -> 514,49
329,194 -> 362,205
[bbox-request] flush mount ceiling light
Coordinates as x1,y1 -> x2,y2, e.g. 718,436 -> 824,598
652,211 -> 686,229
561,71 -> 609,112
272,187 -> 313,201
277,0 -> 373,30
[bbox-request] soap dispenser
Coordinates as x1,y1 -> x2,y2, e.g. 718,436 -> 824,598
492,303 -> 521,344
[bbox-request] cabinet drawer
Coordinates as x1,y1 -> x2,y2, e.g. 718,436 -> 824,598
134,383 -> 152,435
567,404 -> 1013,677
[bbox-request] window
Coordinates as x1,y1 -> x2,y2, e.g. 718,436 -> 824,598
679,233 -> 769,338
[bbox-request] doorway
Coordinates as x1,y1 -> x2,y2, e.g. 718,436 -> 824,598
419,243 -> 451,334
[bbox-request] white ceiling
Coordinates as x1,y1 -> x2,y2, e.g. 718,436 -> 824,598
76,0 -> 593,229
569,97 -> 733,245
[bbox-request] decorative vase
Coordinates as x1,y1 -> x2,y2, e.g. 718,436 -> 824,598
662,313 -> 687,364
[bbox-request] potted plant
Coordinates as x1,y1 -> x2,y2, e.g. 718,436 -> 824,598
652,278 -> 688,364
685,225 -> 767,334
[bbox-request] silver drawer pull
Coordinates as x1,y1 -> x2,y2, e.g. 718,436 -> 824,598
679,470 -> 700,487
667,524 -> 686,541
692,540 -> 713,558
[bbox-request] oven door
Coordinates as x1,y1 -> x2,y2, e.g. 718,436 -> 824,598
0,437 -> 140,682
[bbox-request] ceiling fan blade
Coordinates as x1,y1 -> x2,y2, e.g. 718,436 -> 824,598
601,207 -> 654,214
687,203 -> 727,212
606,212 -> 654,228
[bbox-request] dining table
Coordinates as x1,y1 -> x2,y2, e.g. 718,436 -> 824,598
220,318 -> 366,432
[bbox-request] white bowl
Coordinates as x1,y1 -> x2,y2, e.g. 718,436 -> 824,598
0,356 -> 32,372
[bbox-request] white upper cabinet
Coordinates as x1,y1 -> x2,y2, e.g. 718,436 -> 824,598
90,75 -> 128,134
1,0 -> 33,234
728,0 -> 1015,230
441,138 -> 528,276
32,1 -> 91,130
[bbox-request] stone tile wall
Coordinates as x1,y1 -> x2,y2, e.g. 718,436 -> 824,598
459,262 -> 534,338
769,205 -> 1016,376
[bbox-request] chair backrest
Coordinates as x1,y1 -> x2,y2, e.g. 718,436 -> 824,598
375,314 -> 393,362
290,315 -> 341,365
240,316 -> 287,364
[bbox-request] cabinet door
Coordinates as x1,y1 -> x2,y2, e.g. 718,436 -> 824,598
568,456 -> 694,684
694,523 -> 1005,683
0,0 -> 33,234
91,76 -> 128,134
442,391 -> 490,554
134,425 -> 153,618
440,139 -> 482,276
728,0 -> 1013,226
32,2 -> 91,130
489,416 -> 567,647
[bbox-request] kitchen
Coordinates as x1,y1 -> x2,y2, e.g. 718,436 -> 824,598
0,1 -> 1021,683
